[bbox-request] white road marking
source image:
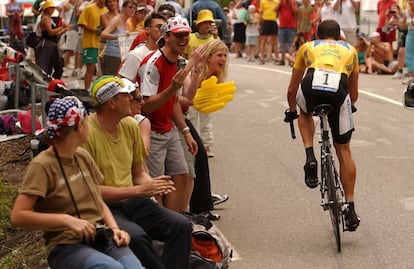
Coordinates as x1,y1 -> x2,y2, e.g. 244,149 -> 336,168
231,64 -> 403,107
358,89 -> 402,107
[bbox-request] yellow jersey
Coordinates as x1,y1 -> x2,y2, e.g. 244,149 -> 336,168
294,40 -> 359,76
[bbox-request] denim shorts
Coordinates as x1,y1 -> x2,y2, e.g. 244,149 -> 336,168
278,28 -> 296,52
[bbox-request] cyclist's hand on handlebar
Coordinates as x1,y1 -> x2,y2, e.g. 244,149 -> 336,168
284,109 -> 298,122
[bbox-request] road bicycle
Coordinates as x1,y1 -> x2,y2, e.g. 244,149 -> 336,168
287,104 -> 347,252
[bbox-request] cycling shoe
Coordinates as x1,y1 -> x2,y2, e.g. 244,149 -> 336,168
345,207 -> 361,232
304,160 -> 318,189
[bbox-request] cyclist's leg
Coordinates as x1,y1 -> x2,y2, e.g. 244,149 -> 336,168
297,87 -> 318,188
333,144 -> 360,231
330,95 -> 360,230
333,142 -> 356,201
329,94 -> 355,201
296,86 -> 315,149
298,111 -> 314,148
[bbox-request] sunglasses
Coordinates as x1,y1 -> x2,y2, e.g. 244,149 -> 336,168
132,95 -> 144,102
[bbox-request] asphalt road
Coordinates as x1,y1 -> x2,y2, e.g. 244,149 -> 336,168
209,56 -> 414,269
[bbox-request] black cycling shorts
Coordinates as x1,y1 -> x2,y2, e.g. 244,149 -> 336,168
296,68 -> 354,144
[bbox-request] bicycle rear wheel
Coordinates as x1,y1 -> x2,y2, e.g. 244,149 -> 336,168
325,154 -> 341,252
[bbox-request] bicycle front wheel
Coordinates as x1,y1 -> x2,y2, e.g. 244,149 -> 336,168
325,154 -> 341,252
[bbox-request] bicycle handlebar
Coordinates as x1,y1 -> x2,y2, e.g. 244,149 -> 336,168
289,120 -> 296,139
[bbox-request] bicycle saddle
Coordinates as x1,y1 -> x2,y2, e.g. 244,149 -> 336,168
313,104 -> 333,115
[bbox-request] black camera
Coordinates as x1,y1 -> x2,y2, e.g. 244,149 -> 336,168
177,58 -> 186,71
95,225 -> 114,244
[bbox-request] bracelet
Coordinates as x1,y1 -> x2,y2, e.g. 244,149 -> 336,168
182,126 -> 190,134
184,132 -> 192,137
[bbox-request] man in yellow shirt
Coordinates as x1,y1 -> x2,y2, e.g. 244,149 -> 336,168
78,0 -> 108,90
285,20 -> 360,231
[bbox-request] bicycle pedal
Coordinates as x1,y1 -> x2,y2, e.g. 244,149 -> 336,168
320,201 -> 330,210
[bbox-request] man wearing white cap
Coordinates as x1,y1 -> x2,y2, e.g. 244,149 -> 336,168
83,75 -> 192,269
138,16 -> 203,212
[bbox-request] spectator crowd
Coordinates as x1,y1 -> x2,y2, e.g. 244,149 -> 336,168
3,0 -> 414,267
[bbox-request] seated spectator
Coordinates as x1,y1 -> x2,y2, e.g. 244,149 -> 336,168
355,32 -> 370,73
82,75 -> 192,269
285,32 -> 306,67
10,97 -> 144,269
365,31 -> 397,74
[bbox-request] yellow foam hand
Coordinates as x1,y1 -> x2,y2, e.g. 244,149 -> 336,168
193,76 -> 236,114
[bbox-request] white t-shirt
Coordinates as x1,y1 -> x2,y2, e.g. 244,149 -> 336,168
334,0 -> 358,29
118,44 -> 151,82
320,4 -> 336,21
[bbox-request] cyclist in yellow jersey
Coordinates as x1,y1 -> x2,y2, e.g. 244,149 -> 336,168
284,20 -> 360,231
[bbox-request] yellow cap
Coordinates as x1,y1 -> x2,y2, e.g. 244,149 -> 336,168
41,0 -> 56,10
196,10 -> 215,25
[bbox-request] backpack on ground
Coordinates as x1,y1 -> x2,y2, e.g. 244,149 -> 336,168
182,212 -> 232,269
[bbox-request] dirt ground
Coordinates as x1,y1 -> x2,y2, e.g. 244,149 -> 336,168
0,135 -> 47,268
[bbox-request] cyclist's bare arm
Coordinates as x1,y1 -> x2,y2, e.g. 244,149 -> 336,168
348,71 -> 359,104
287,68 -> 305,112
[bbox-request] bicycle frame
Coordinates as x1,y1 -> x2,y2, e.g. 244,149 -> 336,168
315,104 -> 346,252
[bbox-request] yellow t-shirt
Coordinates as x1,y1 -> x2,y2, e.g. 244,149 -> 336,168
260,0 -> 279,21
78,3 -> 108,48
127,18 -> 144,33
82,115 -> 147,188
294,40 -> 359,76
184,33 -> 215,59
